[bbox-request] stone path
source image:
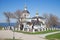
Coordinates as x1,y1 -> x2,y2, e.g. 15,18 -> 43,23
0,30 -> 60,40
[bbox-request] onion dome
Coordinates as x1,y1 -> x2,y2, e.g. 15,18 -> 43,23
32,11 -> 45,19
22,5 -> 30,14
35,10 -> 39,17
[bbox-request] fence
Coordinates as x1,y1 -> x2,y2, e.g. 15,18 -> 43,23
2,26 -> 60,32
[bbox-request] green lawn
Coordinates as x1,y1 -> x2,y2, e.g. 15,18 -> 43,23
46,33 -> 60,40
0,26 -> 3,30
15,30 -> 60,34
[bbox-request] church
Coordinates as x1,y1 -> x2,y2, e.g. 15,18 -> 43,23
3,5 -> 47,32
15,5 -> 46,32
3,5 -> 59,32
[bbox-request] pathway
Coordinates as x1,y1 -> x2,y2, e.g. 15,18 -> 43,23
0,30 -> 60,40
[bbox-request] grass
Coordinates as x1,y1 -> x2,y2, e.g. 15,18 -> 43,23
0,26 -> 3,30
15,30 -> 60,34
46,33 -> 60,40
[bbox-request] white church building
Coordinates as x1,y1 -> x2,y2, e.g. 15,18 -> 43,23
14,6 -> 47,32
3,5 -> 60,32
3,5 -> 52,32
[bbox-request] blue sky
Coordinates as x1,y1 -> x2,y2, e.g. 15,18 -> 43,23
0,0 -> 60,23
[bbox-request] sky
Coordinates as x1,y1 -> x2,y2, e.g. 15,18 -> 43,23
0,0 -> 60,23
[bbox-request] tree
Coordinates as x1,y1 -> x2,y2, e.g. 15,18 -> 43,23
14,10 -> 23,30
4,12 -> 11,26
49,14 -> 58,27
15,10 -> 22,18
14,10 -> 22,24
43,13 -> 59,27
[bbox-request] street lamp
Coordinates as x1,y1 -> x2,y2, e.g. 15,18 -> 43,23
13,27 -> 15,40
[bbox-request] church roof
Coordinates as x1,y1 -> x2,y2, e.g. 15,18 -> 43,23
32,11 -> 45,19
22,10 -> 30,14
32,16 -> 45,19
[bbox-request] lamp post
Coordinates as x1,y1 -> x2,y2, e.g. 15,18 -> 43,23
13,27 -> 15,40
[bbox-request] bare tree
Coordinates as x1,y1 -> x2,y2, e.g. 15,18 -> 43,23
4,10 -> 22,24
14,10 -> 22,23
43,14 -> 59,27
49,14 -> 58,27
15,10 -> 22,18
4,12 -> 11,26
14,10 -> 23,30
